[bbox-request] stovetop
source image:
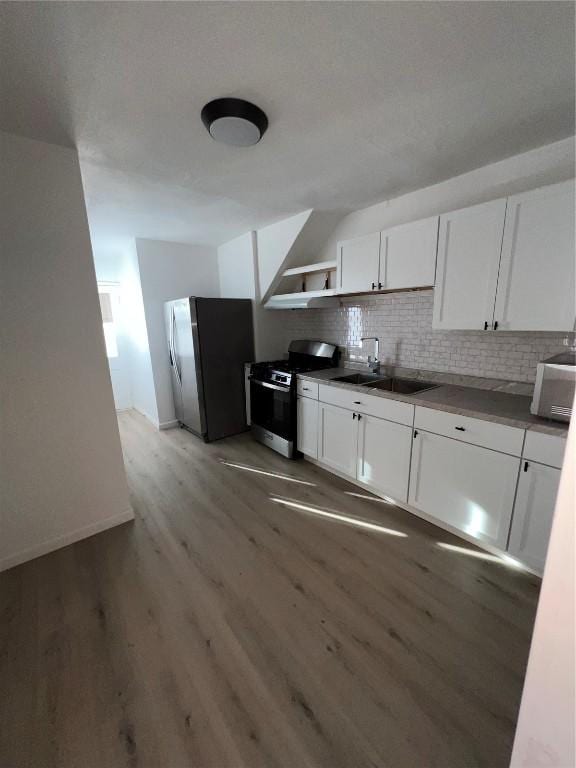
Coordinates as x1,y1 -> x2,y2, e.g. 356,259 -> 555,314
251,358 -> 334,388
250,341 -> 339,389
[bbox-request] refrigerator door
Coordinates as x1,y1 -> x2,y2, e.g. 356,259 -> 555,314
195,298 -> 254,442
173,298 -> 205,436
166,300 -> 184,423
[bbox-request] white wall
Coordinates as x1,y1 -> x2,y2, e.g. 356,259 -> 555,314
92,250 -> 126,283
511,404 -> 575,768
120,243 -> 159,424
136,238 -> 220,427
318,137 -> 575,259
257,210 -> 312,300
217,231 -> 287,362
218,232 -> 257,299
0,132 -> 132,572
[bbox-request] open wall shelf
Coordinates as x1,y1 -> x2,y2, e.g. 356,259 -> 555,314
265,259 -> 339,308
281,260 -> 337,278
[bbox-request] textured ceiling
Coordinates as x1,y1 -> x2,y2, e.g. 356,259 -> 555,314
1,1 -> 574,251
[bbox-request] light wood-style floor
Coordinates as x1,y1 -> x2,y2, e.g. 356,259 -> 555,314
1,409 -> 541,768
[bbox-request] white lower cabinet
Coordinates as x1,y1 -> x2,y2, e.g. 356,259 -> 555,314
317,403 -> 358,477
356,414 -> 412,501
317,403 -> 413,499
408,430 -> 520,550
297,396 -> 319,459
508,461 -> 561,573
312,385 -> 563,573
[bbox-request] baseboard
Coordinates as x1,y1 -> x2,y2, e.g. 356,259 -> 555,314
0,508 -> 135,573
129,409 -> 177,431
132,406 -> 160,428
158,419 -> 179,430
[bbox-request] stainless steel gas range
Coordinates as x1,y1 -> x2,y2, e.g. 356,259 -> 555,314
249,340 -> 338,458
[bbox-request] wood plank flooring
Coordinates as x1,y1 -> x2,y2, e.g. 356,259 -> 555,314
0,409 -> 541,767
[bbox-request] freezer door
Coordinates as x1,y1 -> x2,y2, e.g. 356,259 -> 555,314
195,298 -> 254,441
173,298 -> 205,436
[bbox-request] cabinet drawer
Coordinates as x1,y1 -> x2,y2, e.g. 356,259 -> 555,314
297,379 -> 319,399
523,430 -> 567,468
414,406 -> 525,456
319,384 -> 414,426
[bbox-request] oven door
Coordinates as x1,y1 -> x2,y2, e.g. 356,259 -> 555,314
250,377 -> 295,446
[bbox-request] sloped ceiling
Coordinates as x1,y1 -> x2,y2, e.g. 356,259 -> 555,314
1,2 -> 574,251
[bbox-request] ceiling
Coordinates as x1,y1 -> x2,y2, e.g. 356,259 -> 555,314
1,2 -> 574,252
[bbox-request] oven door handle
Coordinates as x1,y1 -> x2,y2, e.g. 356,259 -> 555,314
249,377 -> 291,393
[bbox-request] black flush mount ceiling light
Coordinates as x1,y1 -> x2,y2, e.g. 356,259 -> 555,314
201,98 -> 268,146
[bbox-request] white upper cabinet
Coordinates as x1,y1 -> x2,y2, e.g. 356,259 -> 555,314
494,180 -> 576,331
338,217 -> 439,295
433,180 -> 575,331
337,179 -> 574,329
381,216 -> 438,290
433,199 -> 507,330
338,232 -> 381,294
508,460 -> 561,574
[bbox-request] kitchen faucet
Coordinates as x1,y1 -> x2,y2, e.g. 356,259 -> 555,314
361,337 -> 380,372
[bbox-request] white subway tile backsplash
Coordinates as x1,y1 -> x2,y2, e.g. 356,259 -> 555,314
279,290 -> 567,383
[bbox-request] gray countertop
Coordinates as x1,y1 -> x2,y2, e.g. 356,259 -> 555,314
298,367 -> 569,436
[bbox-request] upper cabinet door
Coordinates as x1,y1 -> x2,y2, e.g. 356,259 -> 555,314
433,199 -> 507,330
338,232 -> 381,294
494,180 -> 575,331
382,216 -> 439,290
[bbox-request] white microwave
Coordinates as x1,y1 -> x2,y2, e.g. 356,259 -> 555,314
531,351 -> 576,423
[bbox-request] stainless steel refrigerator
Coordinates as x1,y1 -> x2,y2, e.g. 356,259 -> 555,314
165,297 -> 254,442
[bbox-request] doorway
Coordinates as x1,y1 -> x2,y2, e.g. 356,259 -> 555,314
98,281 -> 131,411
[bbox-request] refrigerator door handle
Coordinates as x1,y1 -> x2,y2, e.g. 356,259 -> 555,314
169,310 -> 175,367
171,307 -> 182,386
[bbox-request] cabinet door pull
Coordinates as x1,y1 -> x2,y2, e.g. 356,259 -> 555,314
493,321 -> 499,330
483,321 -> 489,330
371,282 -> 376,290
524,461 -> 529,472
357,414 -> 362,421
413,430 -> 419,438
455,426 -> 466,432
353,400 -> 362,405
378,282 -> 383,290
352,413 -> 357,420
302,387 -> 310,391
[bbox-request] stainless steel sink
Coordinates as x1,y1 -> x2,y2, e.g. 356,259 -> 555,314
332,373 -> 388,385
364,377 -> 439,395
